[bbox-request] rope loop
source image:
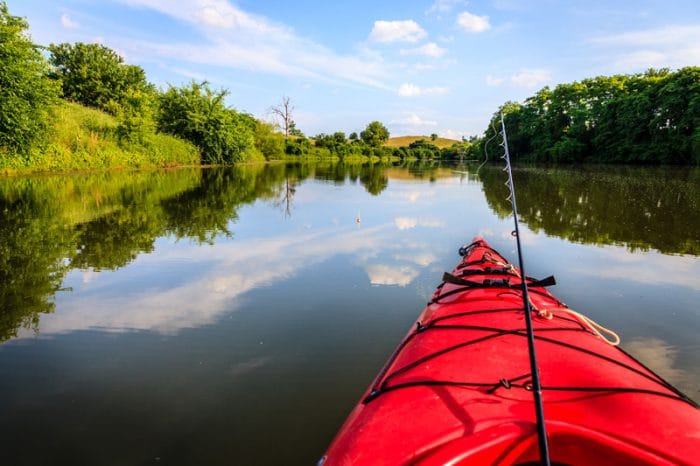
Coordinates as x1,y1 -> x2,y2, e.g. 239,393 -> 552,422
536,307 -> 620,346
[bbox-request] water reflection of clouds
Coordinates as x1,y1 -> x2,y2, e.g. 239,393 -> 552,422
624,337 -> 696,392
387,190 -> 435,203
394,252 -> 437,267
24,222 -> 438,337
579,247 -> 700,290
394,217 -> 446,230
365,265 -> 419,287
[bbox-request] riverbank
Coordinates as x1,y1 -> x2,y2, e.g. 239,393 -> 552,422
0,101 -> 200,175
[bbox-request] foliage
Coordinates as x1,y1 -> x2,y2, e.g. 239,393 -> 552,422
48,42 -> 149,113
481,67 -> 700,164
157,81 -> 255,164
0,101 -> 198,172
0,1 -> 60,154
253,120 -> 286,160
116,87 -> 157,144
478,164 -> 700,255
360,121 -> 390,147
288,120 -> 304,137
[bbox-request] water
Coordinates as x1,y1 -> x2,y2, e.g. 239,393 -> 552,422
0,162 -> 698,465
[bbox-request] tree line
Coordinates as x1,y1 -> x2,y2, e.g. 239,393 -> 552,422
481,67 -> 700,164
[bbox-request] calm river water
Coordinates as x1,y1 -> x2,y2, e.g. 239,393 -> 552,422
0,162 -> 698,465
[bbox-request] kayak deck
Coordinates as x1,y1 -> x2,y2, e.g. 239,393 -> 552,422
322,237 -> 699,465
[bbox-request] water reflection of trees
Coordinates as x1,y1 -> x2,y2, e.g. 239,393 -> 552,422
5,161 -> 690,342
0,162 -> 440,341
479,165 -> 700,255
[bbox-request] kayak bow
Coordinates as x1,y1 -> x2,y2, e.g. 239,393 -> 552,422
320,237 -> 699,465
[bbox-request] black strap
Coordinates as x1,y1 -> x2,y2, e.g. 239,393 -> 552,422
442,272 -> 556,289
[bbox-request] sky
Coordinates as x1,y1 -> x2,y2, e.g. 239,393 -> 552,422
8,0 -> 700,139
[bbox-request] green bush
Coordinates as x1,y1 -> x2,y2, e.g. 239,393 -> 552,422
157,81 -> 255,164
0,2 -> 60,155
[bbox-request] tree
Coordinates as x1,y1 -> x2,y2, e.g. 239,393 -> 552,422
360,121 -> 390,147
116,88 -> 156,144
0,2 -> 59,154
431,133 -> 438,141
253,120 -> 285,160
48,42 -> 149,113
349,132 -> 358,141
269,96 -> 294,138
288,120 -> 304,137
157,81 -> 255,164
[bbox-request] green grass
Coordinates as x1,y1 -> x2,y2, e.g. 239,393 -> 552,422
385,135 -> 459,149
0,101 -> 200,173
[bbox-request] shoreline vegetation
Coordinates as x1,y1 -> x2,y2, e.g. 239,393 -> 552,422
1,2 -> 698,175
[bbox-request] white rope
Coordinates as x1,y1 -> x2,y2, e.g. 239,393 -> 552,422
480,251 -> 621,346
535,307 -> 620,346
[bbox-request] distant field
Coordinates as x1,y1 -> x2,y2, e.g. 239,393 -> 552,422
385,135 -> 460,149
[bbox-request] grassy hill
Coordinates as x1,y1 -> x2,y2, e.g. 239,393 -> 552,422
1,101 -> 200,173
385,135 -> 460,149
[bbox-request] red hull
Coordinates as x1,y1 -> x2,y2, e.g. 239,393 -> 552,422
322,237 -> 699,465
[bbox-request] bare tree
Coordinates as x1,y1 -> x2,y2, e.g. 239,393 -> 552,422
268,96 -> 294,138
273,175 -> 297,218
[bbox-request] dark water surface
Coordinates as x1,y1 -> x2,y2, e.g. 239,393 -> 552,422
0,163 -> 698,465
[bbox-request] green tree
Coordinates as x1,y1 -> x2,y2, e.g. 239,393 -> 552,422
48,42 -> 149,113
157,81 -> 255,164
288,120 -> 304,137
360,121 -> 390,147
253,120 -> 285,160
115,88 -> 156,144
0,2 -> 59,154
481,68 -> 700,165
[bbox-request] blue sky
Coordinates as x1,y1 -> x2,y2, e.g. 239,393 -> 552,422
9,0 -> 700,139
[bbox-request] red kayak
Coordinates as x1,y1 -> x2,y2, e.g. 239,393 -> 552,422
321,237 -> 699,465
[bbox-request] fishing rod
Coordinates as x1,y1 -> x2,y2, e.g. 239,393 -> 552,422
500,112 -> 551,465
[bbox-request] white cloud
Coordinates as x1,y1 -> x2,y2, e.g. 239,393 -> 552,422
400,42 -> 447,58
390,113 -> 439,127
366,264 -> 419,287
456,11 -> 491,32
589,25 -> 700,71
590,25 -> 700,47
440,129 -> 463,140
486,69 -> 552,88
510,69 -> 552,87
412,63 -> 436,71
121,0 -> 280,32
116,0 -> 390,89
369,20 -> 427,43
485,75 -> 505,86
398,83 -> 422,96
397,83 -> 449,97
60,13 -> 79,29
426,0 -> 467,15
612,50 -> 668,70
